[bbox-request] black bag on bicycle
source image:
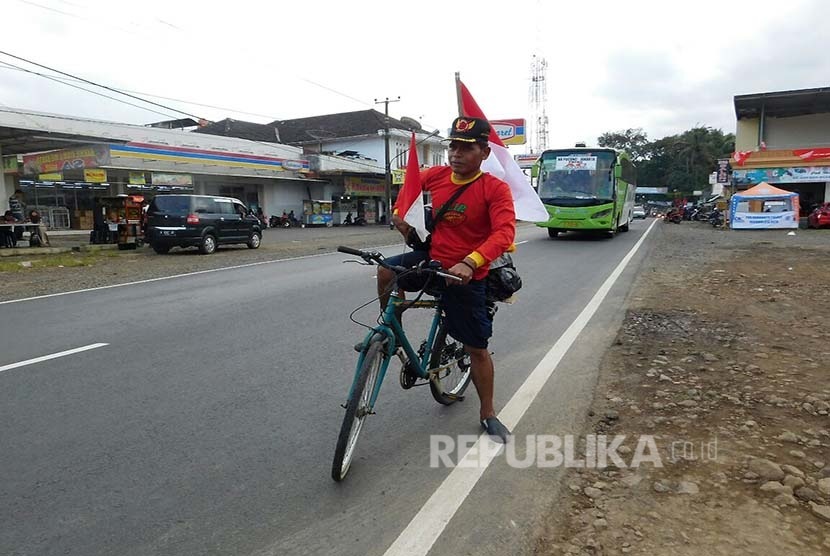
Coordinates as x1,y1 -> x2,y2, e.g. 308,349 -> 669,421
485,253 -> 522,302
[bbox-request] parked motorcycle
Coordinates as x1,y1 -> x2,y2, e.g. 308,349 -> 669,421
709,209 -> 724,227
665,208 -> 682,224
269,215 -> 283,228
270,215 -> 303,228
342,213 -> 367,226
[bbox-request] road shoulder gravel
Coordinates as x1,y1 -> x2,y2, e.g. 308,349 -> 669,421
534,222 -> 830,555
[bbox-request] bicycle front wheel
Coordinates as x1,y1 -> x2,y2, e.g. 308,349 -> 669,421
332,336 -> 386,482
428,323 -> 472,405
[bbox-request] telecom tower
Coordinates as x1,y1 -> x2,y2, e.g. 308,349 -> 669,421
528,54 -> 549,154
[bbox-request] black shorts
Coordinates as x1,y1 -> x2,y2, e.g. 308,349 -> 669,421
385,251 -> 493,349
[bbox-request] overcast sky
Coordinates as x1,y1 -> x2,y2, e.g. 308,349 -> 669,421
2,0 -> 828,152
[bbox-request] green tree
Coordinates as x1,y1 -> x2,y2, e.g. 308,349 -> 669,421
597,128 -> 649,161
599,126 -> 735,194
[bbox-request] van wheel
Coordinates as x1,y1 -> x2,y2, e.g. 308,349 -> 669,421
247,232 -> 261,249
199,234 -> 217,254
152,244 -> 170,254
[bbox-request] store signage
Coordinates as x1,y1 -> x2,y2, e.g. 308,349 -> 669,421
152,173 -> 193,186
344,176 -> 385,196
129,172 -> 147,185
391,168 -> 406,185
513,154 -> 538,169
22,145 -> 110,175
84,169 -> 107,183
733,166 -> 830,185
716,159 -> 730,184
38,173 -> 63,181
282,160 -> 307,171
3,156 -> 18,174
490,119 -> 526,145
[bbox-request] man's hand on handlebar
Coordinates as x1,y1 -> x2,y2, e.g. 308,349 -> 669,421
447,261 -> 474,285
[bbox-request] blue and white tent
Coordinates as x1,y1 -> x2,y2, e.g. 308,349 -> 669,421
730,182 -> 799,229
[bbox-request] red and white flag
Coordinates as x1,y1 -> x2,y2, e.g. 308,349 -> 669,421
457,80 -> 549,222
794,147 -> 830,162
397,132 -> 429,242
732,150 -> 753,166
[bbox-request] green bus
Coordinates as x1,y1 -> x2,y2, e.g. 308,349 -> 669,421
534,147 -> 637,238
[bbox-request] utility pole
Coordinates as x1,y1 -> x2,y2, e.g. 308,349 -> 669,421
375,96 -> 400,226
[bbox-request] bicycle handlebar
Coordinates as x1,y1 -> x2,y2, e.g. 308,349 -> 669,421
336,245 -> 462,282
336,246 -> 364,257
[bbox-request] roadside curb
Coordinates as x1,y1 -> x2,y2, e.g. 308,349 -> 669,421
0,244 -> 125,257
0,247 -> 74,257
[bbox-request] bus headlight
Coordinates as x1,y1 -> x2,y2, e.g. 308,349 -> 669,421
591,209 -> 612,219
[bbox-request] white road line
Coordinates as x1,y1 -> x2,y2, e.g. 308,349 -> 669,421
0,244 -> 400,306
0,343 -> 109,374
383,219 -> 659,556
2,233 -> 537,307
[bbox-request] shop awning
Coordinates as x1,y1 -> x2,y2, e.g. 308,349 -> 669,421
735,87 -> 830,120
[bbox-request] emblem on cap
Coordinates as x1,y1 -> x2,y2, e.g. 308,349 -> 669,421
456,118 -> 475,131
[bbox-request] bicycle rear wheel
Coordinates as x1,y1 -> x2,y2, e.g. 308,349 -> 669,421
332,336 -> 386,482
428,322 -> 472,405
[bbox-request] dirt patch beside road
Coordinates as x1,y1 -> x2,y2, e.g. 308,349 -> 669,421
535,222 -> 830,555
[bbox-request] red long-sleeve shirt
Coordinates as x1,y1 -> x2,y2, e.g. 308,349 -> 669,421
411,166 -> 515,281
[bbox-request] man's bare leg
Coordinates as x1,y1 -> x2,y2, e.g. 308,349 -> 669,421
467,345 -> 510,442
377,266 -> 403,311
466,346 -> 496,419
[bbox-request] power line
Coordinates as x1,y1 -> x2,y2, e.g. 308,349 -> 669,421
17,0 -> 78,19
0,63 -> 281,121
0,60 -> 181,120
299,77 -> 445,135
299,77 -> 373,108
0,47 -> 444,137
14,1 -> 447,134
0,49 -> 204,121
0,54 -> 440,174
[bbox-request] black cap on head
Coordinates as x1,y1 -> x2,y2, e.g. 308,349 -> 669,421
447,117 -> 491,143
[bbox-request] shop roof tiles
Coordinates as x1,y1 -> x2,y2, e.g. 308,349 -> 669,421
271,109 -> 419,144
193,118 -> 282,143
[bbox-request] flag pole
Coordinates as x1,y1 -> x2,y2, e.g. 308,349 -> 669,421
454,72 -> 463,116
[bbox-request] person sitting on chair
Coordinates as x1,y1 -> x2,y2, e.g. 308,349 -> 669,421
28,209 -> 50,247
2,210 -> 16,248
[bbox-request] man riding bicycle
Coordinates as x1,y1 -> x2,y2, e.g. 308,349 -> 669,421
378,116 -> 515,442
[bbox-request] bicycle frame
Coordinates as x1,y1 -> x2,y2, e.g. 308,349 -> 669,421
348,292 -> 443,410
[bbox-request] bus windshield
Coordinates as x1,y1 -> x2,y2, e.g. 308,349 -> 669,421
537,150 -> 616,204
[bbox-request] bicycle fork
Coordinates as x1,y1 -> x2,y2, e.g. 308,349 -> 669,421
341,330 -> 396,412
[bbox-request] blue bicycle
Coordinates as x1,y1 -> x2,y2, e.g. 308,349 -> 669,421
331,246 -> 473,481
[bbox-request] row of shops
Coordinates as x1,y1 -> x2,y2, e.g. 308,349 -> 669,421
730,88 -> 830,219
731,162 -> 830,216
3,132 -> 396,229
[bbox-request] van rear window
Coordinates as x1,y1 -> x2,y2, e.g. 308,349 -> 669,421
151,196 -> 191,214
